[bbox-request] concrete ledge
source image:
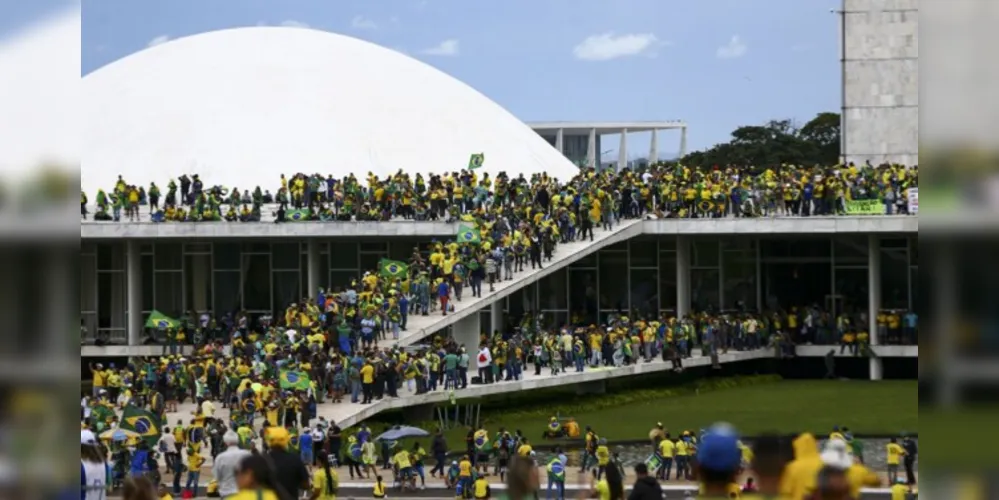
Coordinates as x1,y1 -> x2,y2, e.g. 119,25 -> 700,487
81,215 -> 917,239
81,345 -> 195,357
795,345 -> 917,357
328,350 -> 770,428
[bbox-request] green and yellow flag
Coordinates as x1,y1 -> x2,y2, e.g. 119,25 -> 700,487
456,223 -> 481,244
287,208 -> 310,221
118,405 -> 161,446
379,259 -> 409,279
145,310 -> 179,330
279,369 -> 311,391
468,153 -> 485,170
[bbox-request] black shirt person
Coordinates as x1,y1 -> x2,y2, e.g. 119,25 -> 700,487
627,463 -> 662,500
265,427 -> 309,499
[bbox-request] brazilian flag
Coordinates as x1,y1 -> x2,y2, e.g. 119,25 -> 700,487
287,208 -> 310,221
90,403 -> 116,432
279,369 -> 311,391
119,405 -> 161,446
379,259 -> 409,279
456,223 -> 481,244
144,310 -> 179,330
468,153 -> 485,170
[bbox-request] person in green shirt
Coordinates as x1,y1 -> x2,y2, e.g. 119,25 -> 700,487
444,351 -> 459,390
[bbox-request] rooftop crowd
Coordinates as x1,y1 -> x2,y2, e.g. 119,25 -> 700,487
80,161 -> 918,222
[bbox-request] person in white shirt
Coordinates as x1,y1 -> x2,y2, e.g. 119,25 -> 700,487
212,431 -> 251,498
81,430 -> 108,500
477,345 -> 493,383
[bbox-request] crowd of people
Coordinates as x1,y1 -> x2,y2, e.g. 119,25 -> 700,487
83,417 -> 917,500
80,161 -> 918,222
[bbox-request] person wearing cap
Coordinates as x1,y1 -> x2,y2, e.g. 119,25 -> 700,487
780,433 -> 822,499
81,429 -> 110,500
693,424 -> 743,499
213,430 -> 251,498
265,426 -> 310,499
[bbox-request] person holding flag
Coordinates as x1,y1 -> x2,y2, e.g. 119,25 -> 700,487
545,447 -> 566,500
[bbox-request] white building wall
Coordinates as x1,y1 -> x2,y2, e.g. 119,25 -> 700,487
842,0 -> 919,166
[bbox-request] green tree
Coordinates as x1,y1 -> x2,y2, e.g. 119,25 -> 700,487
680,112 -> 840,168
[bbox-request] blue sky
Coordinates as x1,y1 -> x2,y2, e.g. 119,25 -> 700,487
28,0 -> 842,157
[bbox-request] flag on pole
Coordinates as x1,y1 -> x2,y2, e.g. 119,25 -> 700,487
456,223 -> 481,244
144,310 -> 179,330
118,405 -> 161,446
279,370 -> 311,391
468,153 -> 485,170
378,259 -> 409,279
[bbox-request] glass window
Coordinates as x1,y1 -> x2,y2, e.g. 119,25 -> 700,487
691,268 -> 720,312
659,252 -> 677,312
569,269 -> 598,321
538,268 -> 568,310
606,241 -> 628,252
629,268 -> 658,317
97,271 -> 126,329
185,254 -> 212,313
834,236 -> 868,264
81,254 -> 98,311
213,242 -> 241,270
183,242 -> 211,253
629,237 -> 657,267
599,250 -> 628,313
141,255 -> 154,312
81,242 -> 97,256
881,247 -> 909,310
360,241 -> 389,252
833,267 -> 868,315
272,271 -> 301,313
330,242 -> 359,269
691,239 -> 719,267
720,238 -> 754,252
910,266 -> 919,314
154,243 -> 183,271
242,254 -> 271,311
246,242 -> 270,253
213,271 -> 241,315
569,253 -> 597,268
540,311 -> 568,329
153,271 -> 183,318
272,242 -> 300,270
762,262 -> 831,311
722,251 -> 756,311
908,237 -> 918,266
97,243 -> 125,271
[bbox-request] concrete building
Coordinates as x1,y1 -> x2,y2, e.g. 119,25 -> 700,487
841,0 -> 919,165
529,121 -> 688,171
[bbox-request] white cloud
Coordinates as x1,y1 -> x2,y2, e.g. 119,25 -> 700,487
421,39 -> 459,56
716,35 -> 747,59
572,32 -> 662,61
280,20 -> 310,28
350,16 -> 378,30
147,34 -> 169,47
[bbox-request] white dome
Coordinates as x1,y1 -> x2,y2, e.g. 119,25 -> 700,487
82,27 -> 578,195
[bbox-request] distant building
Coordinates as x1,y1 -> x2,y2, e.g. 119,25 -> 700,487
528,121 -> 688,172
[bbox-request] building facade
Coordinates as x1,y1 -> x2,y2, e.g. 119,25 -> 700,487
529,121 -> 688,171
841,0 -> 919,165
81,232 -> 917,346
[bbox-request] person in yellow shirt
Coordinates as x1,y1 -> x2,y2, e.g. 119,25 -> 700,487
360,362 -> 375,404
473,475 -> 491,499
885,437 -> 906,484
457,454 -> 474,495
392,448 -> 414,489
890,478 -> 910,500
312,451 -> 339,500
372,475 -> 387,499
185,444 -> 205,493
595,439 -> 612,480
657,434 -> 675,480
516,438 -> 533,457
674,437 -> 690,480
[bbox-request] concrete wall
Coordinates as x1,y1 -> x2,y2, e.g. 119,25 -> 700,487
842,0 -> 919,166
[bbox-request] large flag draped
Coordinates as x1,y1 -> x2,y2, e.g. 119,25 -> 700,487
468,153 -> 485,170
286,208 -> 310,221
118,405 -> 161,446
279,369 -> 311,391
144,310 -> 179,330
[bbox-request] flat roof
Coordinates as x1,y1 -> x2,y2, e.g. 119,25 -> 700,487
528,120 -> 686,135
80,213 -> 917,239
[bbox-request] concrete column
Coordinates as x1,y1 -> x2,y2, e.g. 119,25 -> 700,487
586,128 -> 597,169
453,313 -> 482,368
618,128 -> 628,171
868,234 -> 883,380
649,129 -> 659,164
679,126 -> 688,157
490,300 -> 503,335
126,240 -> 142,346
555,128 -> 564,154
307,240 -> 321,299
676,236 -> 691,318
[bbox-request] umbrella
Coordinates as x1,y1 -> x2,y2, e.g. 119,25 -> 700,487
375,425 -> 429,441
100,427 -> 141,444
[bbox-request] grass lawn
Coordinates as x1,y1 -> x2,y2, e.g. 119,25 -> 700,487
426,380 -> 918,445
